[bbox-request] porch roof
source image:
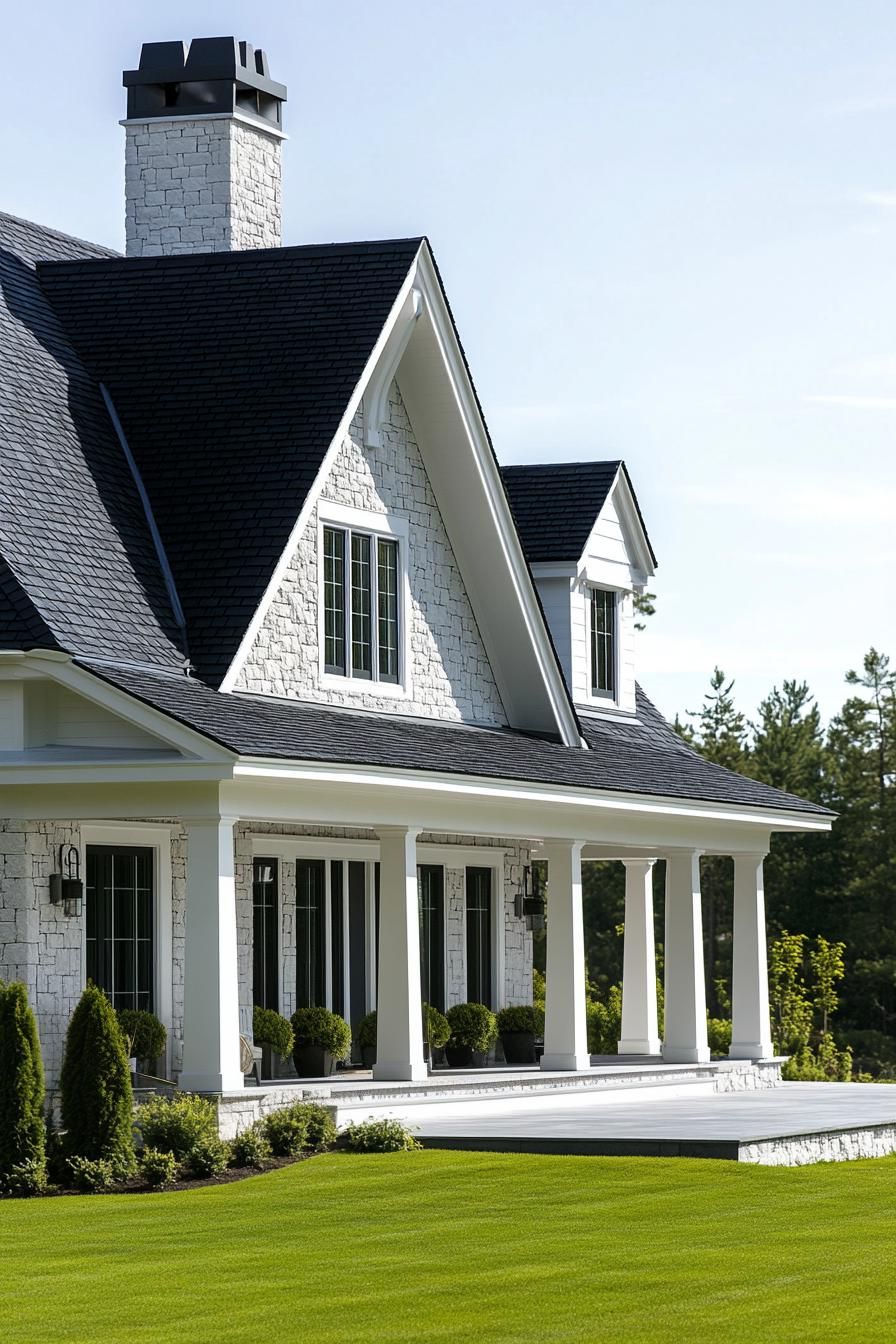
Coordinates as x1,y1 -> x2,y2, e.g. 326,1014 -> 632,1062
85,661 -> 833,819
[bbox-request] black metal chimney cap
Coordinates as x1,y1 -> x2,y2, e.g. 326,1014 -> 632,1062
123,36 -> 287,129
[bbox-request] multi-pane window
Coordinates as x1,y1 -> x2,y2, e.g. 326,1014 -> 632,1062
252,858 -> 279,1011
86,846 -> 154,1012
418,865 -> 445,1013
465,867 -> 493,1008
322,524 -> 400,683
589,587 -> 616,698
295,859 -> 326,1010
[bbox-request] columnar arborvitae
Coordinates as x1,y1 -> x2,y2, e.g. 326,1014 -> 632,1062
0,982 -> 46,1185
60,984 -> 134,1172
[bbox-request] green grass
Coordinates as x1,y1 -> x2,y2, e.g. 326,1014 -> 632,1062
2,1151 -> 895,1343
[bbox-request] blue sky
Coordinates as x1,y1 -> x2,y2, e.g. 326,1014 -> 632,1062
3,2 -> 894,725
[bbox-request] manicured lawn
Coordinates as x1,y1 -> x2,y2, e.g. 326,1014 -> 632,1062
1,1151 -> 895,1342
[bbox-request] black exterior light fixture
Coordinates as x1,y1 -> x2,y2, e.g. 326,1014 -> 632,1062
515,864 -> 546,933
49,845 -> 83,917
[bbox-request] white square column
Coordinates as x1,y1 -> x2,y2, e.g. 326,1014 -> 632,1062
618,859 -> 661,1055
662,851 -> 710,1064
180,816 -> 244,1092
374,827 -> 427,1082
541,840 -> 591,1072
729,852 -> 774,1060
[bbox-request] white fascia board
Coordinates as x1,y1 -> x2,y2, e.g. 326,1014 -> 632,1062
530,562 -> 577,580
608,468 -> 656,582
231,757 -> 832,834
0,761 -> 232,786
218,254 -> 424,693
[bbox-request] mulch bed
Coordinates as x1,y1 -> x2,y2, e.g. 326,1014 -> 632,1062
14,1152 -> 316,1199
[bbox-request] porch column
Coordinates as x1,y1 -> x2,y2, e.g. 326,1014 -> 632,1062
541,839 -> 590,1071
618,859 -> 661,1055
662,851 -> 709,1064
180,816 -> 243,1092
729,852 -> 774,1060
374,827 -> 427,1082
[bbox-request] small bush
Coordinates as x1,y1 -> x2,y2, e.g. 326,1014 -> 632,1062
422,1004 -> 451,1049
342,1119 -> 421,1153
186,1136 -> 231,1178
60,984 -> 134,1173
230,1124 -> 272,1170
586,1000 -> 605,1054
264,1106 -> 310,1157
295,1102 -> 337,1152
116,1010 -> 167,1064
2,1158 -> 48,1198
139,1147 -> 179,1189
252,1006 -> 294,1057
67,1155 -> 119,1194
707,1017 -> 732,1056
446,1002 -> 497,1053
496,1004 -> 544,1036
357,1011 -> 377,1049
290,1006 -> 351,1061
0,982 -> 46,1191
135,1093 -> 219,1160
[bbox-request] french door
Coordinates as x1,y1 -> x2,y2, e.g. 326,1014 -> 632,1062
85,845 -> 154,1011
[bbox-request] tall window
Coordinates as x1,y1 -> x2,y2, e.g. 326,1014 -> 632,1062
295,859 -> 326,1009
86,846 -> 154,1011
465,867 -> 492,1008
252,857 -> 279,1011
418,865 -> 445,1012
322,524 -> 400,683
589,587 -> 616,698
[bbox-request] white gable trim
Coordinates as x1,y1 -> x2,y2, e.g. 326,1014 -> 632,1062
577,467 -> 656,588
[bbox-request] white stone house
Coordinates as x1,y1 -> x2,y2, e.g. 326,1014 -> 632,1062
0,36 -> 831,1098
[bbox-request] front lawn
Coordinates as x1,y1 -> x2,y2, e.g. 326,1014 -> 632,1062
1,1151 -> 894,1342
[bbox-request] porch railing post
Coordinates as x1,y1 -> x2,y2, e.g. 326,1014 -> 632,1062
374,826 -> 427,1082
540,839 -> 590,1071
618,859 -> 661,1055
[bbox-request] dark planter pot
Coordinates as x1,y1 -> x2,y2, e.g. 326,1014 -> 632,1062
361,1045 -> 376,1069
445,1044 -> 487,1069
293,1044 -> 336,1078
500,1031 -> 537,1065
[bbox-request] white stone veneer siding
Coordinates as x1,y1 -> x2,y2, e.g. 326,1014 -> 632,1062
235,389 -> 507,726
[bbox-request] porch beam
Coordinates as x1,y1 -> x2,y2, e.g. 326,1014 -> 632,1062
179,815 -> 244,1092
662,850 -> 710,1064
729,852 -> 774,1060
373,826 -> 427,1082
618,859 -> 661,1055
540,839 -> 590,1071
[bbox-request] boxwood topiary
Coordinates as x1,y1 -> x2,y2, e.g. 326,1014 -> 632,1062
422,1003 -> 451,1049
496,1004 -> 544,1036
59,984 -> 134,1175
116,1009 -> 167,1064
446,1002 -> 497,1053
252,1006 -> 294,1057
0,982 -> 46,1192
357,1011 -> 377,1049
290,1006 -> 351,1061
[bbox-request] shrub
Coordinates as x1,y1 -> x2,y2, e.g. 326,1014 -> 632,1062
186,1136 -> 231,1178
586,1000 -> 606,1054
586,986 -> 622,1054
139,1147 -> 179,1189
496,1004 -> 544,1036
342,1119 -> 421,1153
422,1004 -> 451,1049
294,1102 -> 337,1152
446,1003 -> 497,1053
67,1155 -> 119,1194
230,1124 -> 272,1170
707,1017 -> 732,1056
60,984 -> 134,1173
0,982 -> 46,1191
252,1006 -> 294,1057
3,1158 -> 48,1198
357,1011 -> 377,1049
116,1009 -> 166,1064
263,1101 -> 336,1156
135,1093 -> 219,1161
290,1006 -> 351,1061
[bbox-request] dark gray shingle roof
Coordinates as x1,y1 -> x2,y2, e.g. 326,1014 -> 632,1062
501,460 -> 655,566
84,661 -> 832,818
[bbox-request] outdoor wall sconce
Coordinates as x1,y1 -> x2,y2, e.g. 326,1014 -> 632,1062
49,845 -> 83,917
515,865 -> 546,933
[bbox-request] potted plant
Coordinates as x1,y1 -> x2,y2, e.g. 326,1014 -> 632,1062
422,1003 -> 450,1066
252,1006 -> 295,1080
290,1006 -> 351,1078
116,1008 -> 167,1076
357,1011 -> 377,1069
496,1003 -> 544,1065
445,1002 -> 497,1068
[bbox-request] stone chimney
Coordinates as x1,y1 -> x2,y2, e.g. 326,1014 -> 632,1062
122,37 -> 287,257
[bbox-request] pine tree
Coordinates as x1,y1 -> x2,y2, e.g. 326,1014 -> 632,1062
60,984 -> 135,1173
0,982 -> 46,1187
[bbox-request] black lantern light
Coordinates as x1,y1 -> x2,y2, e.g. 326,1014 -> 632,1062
516,864 -> 546,933
49,845 -> 83,917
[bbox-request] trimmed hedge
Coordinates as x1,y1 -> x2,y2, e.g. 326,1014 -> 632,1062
116,1009 -> 166,1063
0,982 -> 46,1192
496,1004 -> 544,1036
290,1006 -> 351,1061
252,1006 -> 294,1057
446,1002 -> 497,1053
422,1004 -> 451,1049
60,984 -> 134,1174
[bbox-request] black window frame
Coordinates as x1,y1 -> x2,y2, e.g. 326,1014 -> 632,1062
85,844 -> 155,1013
465,867 -> 493,1009
322,524 -> 401,685
418,864 -> 445,1013
295,858 -> 326,1010
252,857 -> 279,1012
589,586 -> 617,699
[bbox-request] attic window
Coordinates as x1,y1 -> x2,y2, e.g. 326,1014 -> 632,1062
323,524 -> 401,684
589,587 -> 616,699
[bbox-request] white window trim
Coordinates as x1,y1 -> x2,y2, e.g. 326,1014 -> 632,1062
79,822 -> 175,1077
584,582 -> 622,711
317,502 -> 412,699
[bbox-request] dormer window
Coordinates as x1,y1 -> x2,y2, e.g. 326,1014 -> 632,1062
321,515 -> 403,685
589,587 -> 616,698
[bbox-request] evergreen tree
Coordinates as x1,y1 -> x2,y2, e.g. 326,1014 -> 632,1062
59,984 -> 134,1173
0,982 -> 46,1187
